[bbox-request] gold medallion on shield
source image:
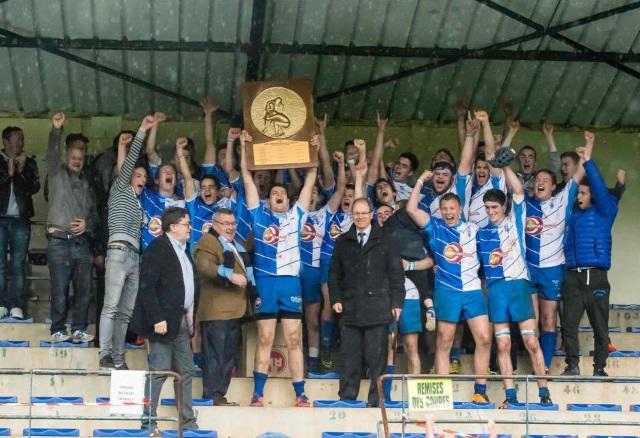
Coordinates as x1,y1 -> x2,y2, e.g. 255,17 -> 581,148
250,87 -> 307,139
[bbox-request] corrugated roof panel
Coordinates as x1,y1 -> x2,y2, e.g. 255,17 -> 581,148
351,0 -> 394,46
412,63 -> 458,121
288,53 -> 319,81
92,0 -> 122,39
0,48 -> 20,112
153,0 -> 180,41
407,0 -> 451,47
33,0 -> 64,38
535,62 -> 591,123
322,0 -> 360,45
359,58 -> 402,120
10,49 -> 46,113
469,60 -> 513,113
2,0 -> 36,34
121,0 -> 152,40
387,58 -> 434,120
266,0 -> 300,44
39,50 -> 73,112
66,50 -> 100,115
96,50 -> 126,115
291,0 -> 329,44
180,0 -> 211,42
436,1 -> 478,48
262,53 -> 291,80
122,51 -> 152,116
334,56 -> 377,120
618,65 -> 640,125
569,63 -> 618,127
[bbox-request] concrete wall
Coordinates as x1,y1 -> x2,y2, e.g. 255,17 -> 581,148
3,115 -> 638,303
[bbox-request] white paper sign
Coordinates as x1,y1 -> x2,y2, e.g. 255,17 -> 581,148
109,370 -> 146,416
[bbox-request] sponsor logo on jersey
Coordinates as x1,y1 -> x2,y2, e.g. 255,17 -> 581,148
301,223 -> 317,242
329,223 -> 342,240
148,216 -> 163,237
489,248 -> 504,267
263,225 -> 280,244
443,242 -> 464,263
525,216 -> 544,236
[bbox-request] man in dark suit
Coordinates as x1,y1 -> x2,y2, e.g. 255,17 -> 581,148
329,197 -> 405,406
131,207 -> 199,435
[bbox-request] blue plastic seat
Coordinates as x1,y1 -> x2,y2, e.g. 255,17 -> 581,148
627,327 -> 640,333
384,400 -> 408,408
32,396 -> 83,404
631,404 -> 640,412
0,316 -> 34,323
454,401 -> 496,409
0,340 -> 29,347
308,371 -> 340,379
0,396 -> 17,403
125,342 -> 144,349
93,429 -> 150,437
567,403 -> 622,411
526,435 -> 577,438
608,326 -> 622,332
161,430 -> 217,437
23,428 -> 80,436
39,340 -> 89,348
611,304 -> 640,310
256,434 -> 290,438
507,402 -> 559,410
609,350 -> 640,357
0,428 -> 9,436
96,397 -> 110,403
160,398 -> 213,406
390,434 -> 427,438
313,400 -> 367,408
589,435 -> 640,438
456,435 -> 511,438
322,433 -> 376,438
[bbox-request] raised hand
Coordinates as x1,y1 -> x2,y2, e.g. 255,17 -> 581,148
200,97 -> 218,115
385,137 -> 400,149
466,112 -> 480,135
509,119 -> 520,132
153,112 -> 166,124
310,134 -> 321,150
240,130 -> 253,145
118,132 -> 133,148
176,136 -> 189,151
353,138 -> 366,152
227,127 -> 241,141
333,150 -> 345,166
52,112 -> 65,129
376,112 -> 388,131
314,113 -> 328,133
140,115 -> 157,131
418,169 -> 433,183
582,130 -> 594,161
455,99 -> 467,117
354,160 -> 368,179
542,122 -> 554,136
474,109 -> 489,124
617,169 -> 626,185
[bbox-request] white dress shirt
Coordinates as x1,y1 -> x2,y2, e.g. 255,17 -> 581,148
167,233 -> 195,310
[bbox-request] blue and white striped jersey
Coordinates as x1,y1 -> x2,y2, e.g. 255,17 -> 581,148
301,205 -> 335,268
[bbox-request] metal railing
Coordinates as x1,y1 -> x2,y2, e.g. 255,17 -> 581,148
0,368 -> 184,437
376,373 -> 640,437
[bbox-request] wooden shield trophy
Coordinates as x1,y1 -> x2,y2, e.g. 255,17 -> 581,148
242,79 -> 317,170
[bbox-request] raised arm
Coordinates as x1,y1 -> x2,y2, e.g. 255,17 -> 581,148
327,151 -> 346,213
456,99 -> 467,149
502,119 -> 519,148
353,156 -> 367,200
145,112 -> 166,166
503,166 -> 524,202
224,127 -> 241,181
296,135 -> 320,209
200,98 -> 219,164
315,114 -> 335,190
240,130 -> 260,209
458,114 -> 479,176
571,131 -> 592,183
577,135 -> 617,215
46,112 -> 65,173
115,132 -> 133,176
542,122 -> 560,175
176,137 -> 196,200
367,112 -> 387,185
406,169 -> 432,228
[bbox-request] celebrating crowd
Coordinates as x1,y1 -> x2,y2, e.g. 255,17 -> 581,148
0,98 -> 624,433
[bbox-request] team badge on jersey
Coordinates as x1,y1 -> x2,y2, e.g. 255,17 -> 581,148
444,242 -> 464,263
489,248 -> 504,266
149,216 -> 163,237
329,223 -> 342,240
525,216 -> 544,236
263,225 -> 280,244
301,223 -> 316,242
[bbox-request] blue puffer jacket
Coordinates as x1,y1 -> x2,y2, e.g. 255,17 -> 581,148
564,160 -> 618,270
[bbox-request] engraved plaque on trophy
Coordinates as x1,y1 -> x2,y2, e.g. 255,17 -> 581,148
242,79 -> 317,170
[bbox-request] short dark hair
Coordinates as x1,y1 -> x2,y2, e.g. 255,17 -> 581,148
483,188 -> 507,206
439,192 -> 461,206
344,183 -> 356,192
2,126 -> 22,142
156,163 -> 177,177
213,208 -> 235,220
268,182 -> 288,197
374,178 -> 397,193
66,133 -> 90,147
518,145 -> 537,159
200,174 -> 220,190
431,148 -> 456,168
398,152 -> 419,172
560,151 -> 580,164
161,207 -> 189,233
534,168 -> 557,185
475,152 -> 487,164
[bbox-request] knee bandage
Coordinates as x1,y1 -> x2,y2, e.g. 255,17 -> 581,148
521,329 -> 536,338
495,329 -> 511,338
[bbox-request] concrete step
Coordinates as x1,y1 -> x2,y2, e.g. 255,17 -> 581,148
0,405 -> 638,437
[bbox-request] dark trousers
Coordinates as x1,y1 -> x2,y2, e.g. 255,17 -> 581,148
142,317 -> 198,430
562,268 -> 610,369
47,236 -> 92,334
200,319 -> 242,400
339,324 -> 387,406
0,217 -> 30,309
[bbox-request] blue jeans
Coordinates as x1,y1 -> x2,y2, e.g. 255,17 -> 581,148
47,236 -> 93,334
0,217 -> 30,309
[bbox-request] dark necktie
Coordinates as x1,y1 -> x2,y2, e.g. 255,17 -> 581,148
358,232 -> 366,248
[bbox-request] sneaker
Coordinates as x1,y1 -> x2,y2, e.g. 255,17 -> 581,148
561,365 -> 580,376
449,359 -> 461,374
71,330 -> 95,344
0,306 -> 7,319
50,331 -> 70,343
99,356 -> 115,369
320,346 -> 334,371
499,398 -> 518,409
114,362 -> 129,371
425,308 -> 436,332
471,393 -> 490,404
9,307 -> 23,319
540,395 -> 553,404
295,394 -> 311,407
250,394 -> 264,407
593,367 -> 608,377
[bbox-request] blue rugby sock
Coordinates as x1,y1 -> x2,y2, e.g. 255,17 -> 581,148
474,383 -> 487,395
540,331 -> 557,368
450,348 -> 461,361
539,386 -> 550,398
292,380 -> 305,397
320,319 -> 334,348
505,387 -> 517,401
383,364 -> 396,401
253,371 -> 268,397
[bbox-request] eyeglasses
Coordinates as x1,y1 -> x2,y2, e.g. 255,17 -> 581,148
215,220 -> 237,227
174,222 -> 191,229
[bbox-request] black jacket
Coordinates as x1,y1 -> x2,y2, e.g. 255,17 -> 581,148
130,235 -> 200,343
329,223 -> 405,327
0,153 -> 40,218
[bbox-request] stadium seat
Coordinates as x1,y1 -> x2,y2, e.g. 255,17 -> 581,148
611,304 -> 640,310
506,402 -> 559,410
456,435 -> 511,438
453,401 -> 496,409
93,429 -> 150,437
0,317 -> 34,323
567,403 -> 622,411
160,398 -> 213,406
39,340 -> 89,348
161,430 -> 217,437
322,433 -> 376,438
525,435 -> 578,438
627,327 -> 640,333
384,400 -> 408,408
313,400 -> 367,408
256,434 -> 290,438
609,351 -> 640,357
0,396 -> 17,403
95,397 -> 110,403
125,342 -> 144,349
0,428 -> 9,436
308,371 -> 340,379
589,435 -> 640,438
631,404 -> 640,412
390,434 -> 426,438
23,428 -> 80,436
0,340 -> 29,347
31,396 -> 83,404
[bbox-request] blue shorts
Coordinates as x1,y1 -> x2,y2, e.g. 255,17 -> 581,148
300,265 -> 322,303
433,288 -> 487,323
399,299 -> 422,334
319,259 -> 331,284
255,275 -> 302,317
487,279 -> 535,323
529,265 -> 564,301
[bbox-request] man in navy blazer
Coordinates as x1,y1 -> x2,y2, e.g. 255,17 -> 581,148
131,207 -> 199,435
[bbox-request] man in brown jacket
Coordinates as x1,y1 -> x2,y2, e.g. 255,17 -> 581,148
195,208 -> 255,406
